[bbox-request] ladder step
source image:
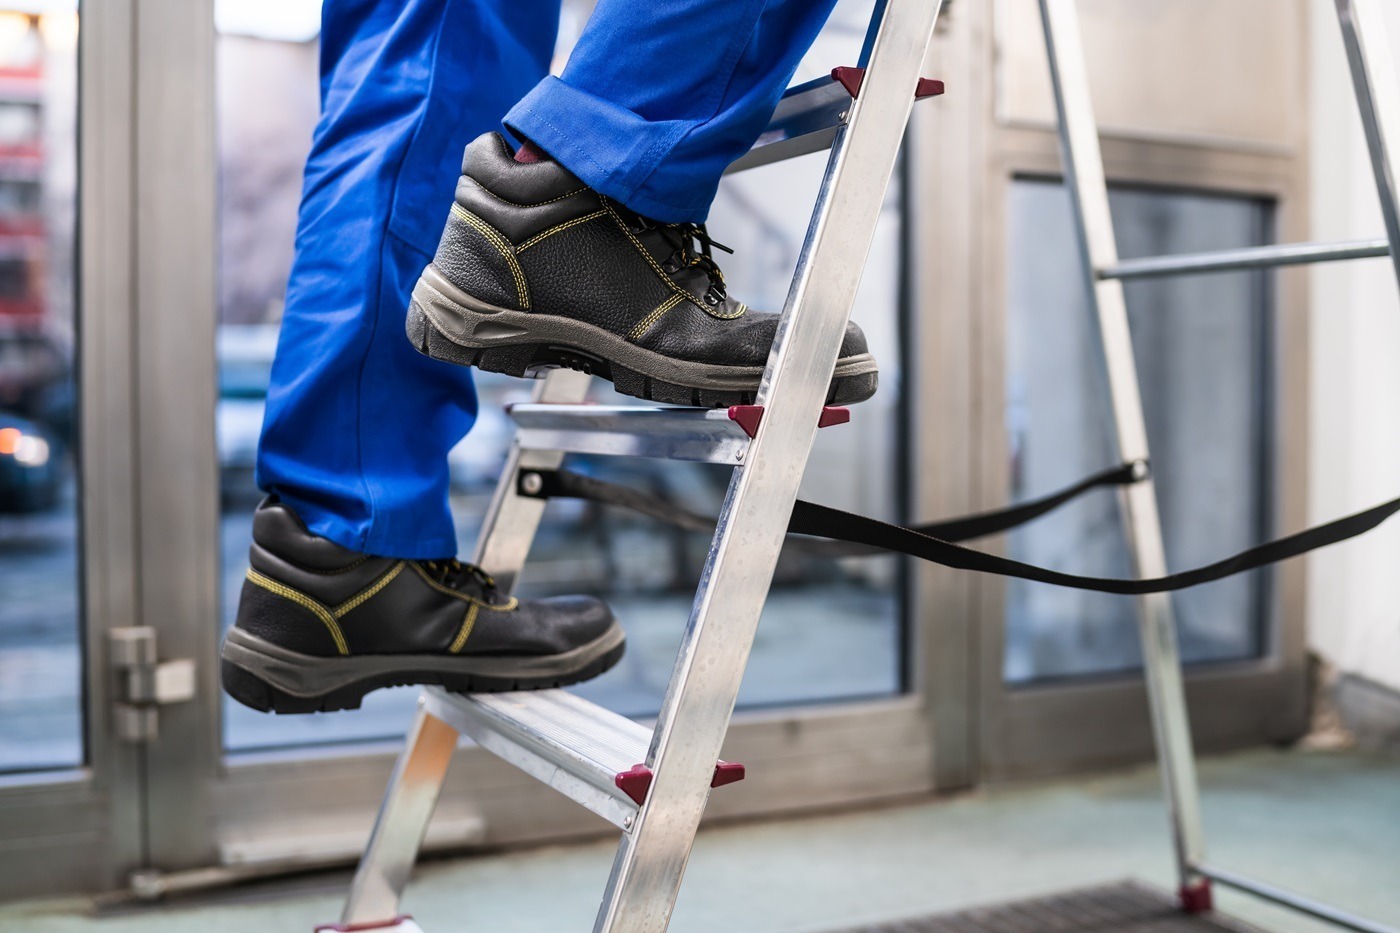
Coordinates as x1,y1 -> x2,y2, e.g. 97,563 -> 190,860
726,74 -> 853,174
508,403 -> 851,462
421,688 -> 744,830
728,65 -> 944,175
1098,238 -> 1391,281
509,404 -> 753,463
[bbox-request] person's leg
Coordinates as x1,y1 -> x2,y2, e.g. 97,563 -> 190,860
506,0 -> 843,223
255,0 -> 561,559
226,0 -> 628,715
407,0 -> 876,407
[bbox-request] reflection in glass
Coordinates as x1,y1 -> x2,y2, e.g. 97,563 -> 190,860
0,5 -> 80,772
1004,180 -> 1273,683
218,0 -> 903,752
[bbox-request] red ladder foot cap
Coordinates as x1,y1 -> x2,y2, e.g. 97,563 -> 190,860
315,917 -> 415,932
1179,880 -> 1213,914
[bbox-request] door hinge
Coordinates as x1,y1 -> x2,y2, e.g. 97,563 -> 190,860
109,626 -> 197,742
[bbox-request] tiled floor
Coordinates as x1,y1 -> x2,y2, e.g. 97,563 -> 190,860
0,747 -> 1396,933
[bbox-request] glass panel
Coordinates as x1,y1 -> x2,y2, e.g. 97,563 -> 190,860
1004,180 -> 1273,683
0,6 -> 81,772
219,0 -> 902,752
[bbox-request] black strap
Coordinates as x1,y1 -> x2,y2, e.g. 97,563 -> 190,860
522,466 -> 1400,595
522,462 -> 1139,556
788,495 -> 1400,595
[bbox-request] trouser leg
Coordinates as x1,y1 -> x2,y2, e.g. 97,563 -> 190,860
255,0 -> 560,557
503,0 -> 841,223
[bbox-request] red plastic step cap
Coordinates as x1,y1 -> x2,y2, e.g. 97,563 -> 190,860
831,66 -> 945,101
614,761 -> 748,807
727,405 -> 850,439
615,764 -> 653,806
832,65 -> 866,99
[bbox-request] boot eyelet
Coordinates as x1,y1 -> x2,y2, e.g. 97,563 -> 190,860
705,293 -> 719,306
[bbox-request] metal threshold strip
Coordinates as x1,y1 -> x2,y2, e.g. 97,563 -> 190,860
1099,238 -> 1391,280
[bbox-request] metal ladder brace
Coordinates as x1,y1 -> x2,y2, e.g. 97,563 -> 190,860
325,1 -> 946,931
1039,1 -> 1400,931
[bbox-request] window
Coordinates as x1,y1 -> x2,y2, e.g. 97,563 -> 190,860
0,8 -> 78,773
1004,179 -> 1273,683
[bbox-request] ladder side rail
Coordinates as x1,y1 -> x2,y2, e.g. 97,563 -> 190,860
339,370 -> 592,927
591,1 -> 945,930
1336,0 -> 1400,291
1037,0 -> 1208,901
338,709 -> 460,926
472,369 -> 595,590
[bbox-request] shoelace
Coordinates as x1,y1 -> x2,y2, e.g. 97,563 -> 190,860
626,210 -> 735,305
421,558 -> 498,597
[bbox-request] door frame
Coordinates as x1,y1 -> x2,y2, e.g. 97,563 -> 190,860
0,0 -> 149,898
914,0 -> 1312,785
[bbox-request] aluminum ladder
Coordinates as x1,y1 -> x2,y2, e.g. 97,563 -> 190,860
1037,1 -> 1400,931
324,1 -> 946,930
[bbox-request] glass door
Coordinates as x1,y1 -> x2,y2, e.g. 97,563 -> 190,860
0,0 -> 151,899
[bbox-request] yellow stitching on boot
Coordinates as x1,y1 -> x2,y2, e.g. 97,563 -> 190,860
333,561 -> 405,618
451,205 -> 530,309
449,602 -> 481,654
410,562 -> 520,611
629,293 -> 686,341
600,201 -> 749,322
601,202 -> 707,307
246,568 -> 349,656
516,210 -> 608,253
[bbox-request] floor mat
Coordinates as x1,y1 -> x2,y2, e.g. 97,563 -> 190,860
834,880 -> 1265,932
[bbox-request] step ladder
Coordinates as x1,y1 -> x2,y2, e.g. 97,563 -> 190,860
1037,1 -> 1400,932
322,1 -> 947,931
325,0 -> 1400,930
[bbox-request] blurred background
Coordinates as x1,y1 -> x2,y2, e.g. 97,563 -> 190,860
0,1 -> 1396,931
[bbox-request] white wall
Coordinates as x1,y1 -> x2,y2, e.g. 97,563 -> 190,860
1308,0 -> 1400,693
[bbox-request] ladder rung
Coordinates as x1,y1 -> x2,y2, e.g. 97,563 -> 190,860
1098,238 -> 1392,281
508,403 -> 752,463
726,75 -> 852,175
423,687 -> 650,829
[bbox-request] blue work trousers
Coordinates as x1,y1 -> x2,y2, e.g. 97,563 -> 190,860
256,0 -> 839,557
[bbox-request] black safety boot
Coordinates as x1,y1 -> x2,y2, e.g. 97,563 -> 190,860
406,132 -> 878,407
220,499 -> 625,714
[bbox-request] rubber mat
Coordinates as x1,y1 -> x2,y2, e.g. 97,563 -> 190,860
835,880 -> 1265,932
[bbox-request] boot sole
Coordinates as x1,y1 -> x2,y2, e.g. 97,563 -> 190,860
219,622 -> 626,715
407,265 -> 879,407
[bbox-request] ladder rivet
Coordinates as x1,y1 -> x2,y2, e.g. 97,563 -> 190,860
735,449 -> 745,462
521,472 -> 544,495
